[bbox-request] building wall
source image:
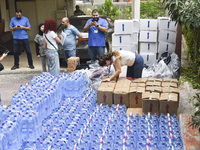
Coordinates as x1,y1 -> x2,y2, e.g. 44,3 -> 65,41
1,0 -> 133,40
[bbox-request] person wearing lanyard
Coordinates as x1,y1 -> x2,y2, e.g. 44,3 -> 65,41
83,9 -> 108,63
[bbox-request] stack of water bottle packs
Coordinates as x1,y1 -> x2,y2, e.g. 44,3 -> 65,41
0,71 -> 183,150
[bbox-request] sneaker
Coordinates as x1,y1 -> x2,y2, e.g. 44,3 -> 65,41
11,65 -> 19,70
29,65 -> 35,69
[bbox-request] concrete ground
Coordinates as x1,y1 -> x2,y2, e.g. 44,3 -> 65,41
0,41 -> 67,106
0,40 -> 199,149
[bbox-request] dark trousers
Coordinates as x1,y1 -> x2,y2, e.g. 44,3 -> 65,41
0,63 -> 4,71
13,39 -> 33,66
127,53 -> 144,78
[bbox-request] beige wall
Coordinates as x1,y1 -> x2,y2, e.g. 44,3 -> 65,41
16,1 -> 37,40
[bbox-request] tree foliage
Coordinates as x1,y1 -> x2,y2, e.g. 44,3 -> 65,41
98,0 -> 123,20
163,0 -> 200,61
140,0 -> 165,19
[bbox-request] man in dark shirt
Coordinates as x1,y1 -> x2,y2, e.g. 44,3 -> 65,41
74,5 -> 85,16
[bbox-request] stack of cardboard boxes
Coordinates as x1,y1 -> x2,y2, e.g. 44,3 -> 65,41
158,17 -> 177,58
97,77 -> 179,116
112,19 -> 139,53
139,19 -> 158,65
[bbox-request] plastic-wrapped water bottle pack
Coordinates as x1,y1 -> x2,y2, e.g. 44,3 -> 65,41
0,71 -> 183,150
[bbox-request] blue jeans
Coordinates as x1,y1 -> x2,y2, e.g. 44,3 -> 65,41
46,49 -> 60,76
127,53 -> 144,78
64,49 -> 76,63
13,39 -> 33,66
88,46 -> 105,62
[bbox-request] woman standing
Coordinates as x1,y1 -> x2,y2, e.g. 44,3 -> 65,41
43,19 -> 61,76
34,23 -> 48,72
98,50 -> 144,81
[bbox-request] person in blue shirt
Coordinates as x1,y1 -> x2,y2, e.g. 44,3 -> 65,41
61,17 -> 82,64
83,9 -> 108,63
9,9 -> 34,70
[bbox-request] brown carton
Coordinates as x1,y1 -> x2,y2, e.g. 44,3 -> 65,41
97,85 -> 114,106
146,86 -> 162,93
117,77 -> 131,84
162,87 -> 179,100
100,82 -> 116,88
129,86 -> 145,108
159,93 -> 178,115
114,88 -> 129,107
142,92 -> 160,115
130,82 -> 146,87
162,78 -> 178,83
126,108 -> 143,116
67,57 -> 80,73
131,78 -> 148,83
162,82 -> 178,88
146,81 -> 161,87
148,77 -> 162,82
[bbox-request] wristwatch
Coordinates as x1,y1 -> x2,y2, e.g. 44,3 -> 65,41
96,25 -> 99,28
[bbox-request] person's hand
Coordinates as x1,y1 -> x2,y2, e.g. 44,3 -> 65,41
76,43 -> 80,47
102,77 -> 111,82
37,55 -> 40,58
2,53 -> 7,58
90,21 -> 98,27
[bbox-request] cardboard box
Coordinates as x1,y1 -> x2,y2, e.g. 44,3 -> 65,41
112,33 -> 138,46
131,78 -> 148,83
158,41 -> 176,57
142,92 -> 160,115
159,93 -> 178,115
139,31 -> 157,42
158,30 -> 177,43
162,78 -> 178,83
148,77 -> 162,82
130,82 -> 146,87
126,108 -> 143,116
139,42 -> 157,53
140,19 -> 158,31
146,86 -> 162,93
112,43 -> 138,53
146,81 -> 161,87
117,77 -> 132,84
67,57 -> 80,73
162,87 -> 179,100
140,52 -> 157,65
158,17 -> 177,32
129,86 -> 145,108
162,82 -> 178,88
114,88 -> 129,107
97,85 -> 115,106
114,19 -> 140,34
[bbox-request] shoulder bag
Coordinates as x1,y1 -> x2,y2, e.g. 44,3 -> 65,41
45,35 -> 62,55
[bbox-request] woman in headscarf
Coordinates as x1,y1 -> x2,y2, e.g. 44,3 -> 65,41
34,23 -> 48,72
99,50 -> 144,81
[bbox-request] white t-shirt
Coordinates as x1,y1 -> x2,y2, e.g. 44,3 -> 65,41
44,31 -> 58,50
112,50 -> 135,66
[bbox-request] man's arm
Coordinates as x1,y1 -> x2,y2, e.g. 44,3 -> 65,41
83,23 -> 91,32
91,21 -> 108,33
96,25 -> 108,33
76,33 -> 82,47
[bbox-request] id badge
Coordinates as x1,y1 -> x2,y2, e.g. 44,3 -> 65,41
94,29 -> 98,33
